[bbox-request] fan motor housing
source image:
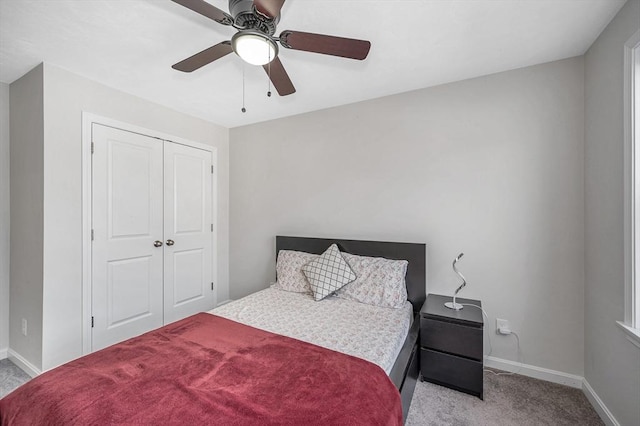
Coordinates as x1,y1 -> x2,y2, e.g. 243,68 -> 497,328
229,0 -> 279,35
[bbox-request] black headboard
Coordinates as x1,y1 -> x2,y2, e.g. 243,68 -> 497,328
276,236 -> 426,313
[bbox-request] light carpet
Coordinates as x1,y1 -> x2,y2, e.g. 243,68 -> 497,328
0,359 -> 31,398
1,360 -> 603,425
407,370 -> 603,425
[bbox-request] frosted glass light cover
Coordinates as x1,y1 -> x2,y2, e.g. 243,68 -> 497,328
232,32 -> 278,66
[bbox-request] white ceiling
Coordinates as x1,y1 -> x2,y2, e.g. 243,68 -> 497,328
0,0 -> 626,128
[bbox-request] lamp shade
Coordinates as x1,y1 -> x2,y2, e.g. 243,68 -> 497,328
231,31 -> 278,66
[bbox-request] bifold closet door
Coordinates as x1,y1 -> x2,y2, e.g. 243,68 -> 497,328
91,124 -> 165,351
163,142 -> 213,324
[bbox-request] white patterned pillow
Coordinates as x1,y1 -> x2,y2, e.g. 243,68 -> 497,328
302,244 -> 357,301
336,253 -> 408,308
273,250 -> 318,293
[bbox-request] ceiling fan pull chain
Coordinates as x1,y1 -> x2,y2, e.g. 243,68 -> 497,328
267,46 -> 272,98
241,64 -> 247,112
241,63 -> 247,113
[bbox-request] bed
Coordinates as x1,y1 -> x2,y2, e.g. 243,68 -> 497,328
271,236 -> 426,421
0,236 -> 426,425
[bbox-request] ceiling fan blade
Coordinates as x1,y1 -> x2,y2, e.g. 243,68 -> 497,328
263,57 -> 295,96
279,30 -> 371,60
172,41 -> 234,72
253,0 -> 286,19
171,0 -> 233,25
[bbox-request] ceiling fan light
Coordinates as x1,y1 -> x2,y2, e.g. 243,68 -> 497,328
232,31 -> 278,66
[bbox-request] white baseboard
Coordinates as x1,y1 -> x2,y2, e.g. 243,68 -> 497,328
216,299 -> 233,307
582,379 -> 620,426
484,356 -> 583,388
0,347 -> 7,360
485,356 -> 618,426
8,348 -> 41,378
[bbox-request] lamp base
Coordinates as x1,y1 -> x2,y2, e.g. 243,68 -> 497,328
444,301 -> 464,310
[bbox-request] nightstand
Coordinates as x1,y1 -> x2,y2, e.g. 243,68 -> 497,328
420,293 -> 484,399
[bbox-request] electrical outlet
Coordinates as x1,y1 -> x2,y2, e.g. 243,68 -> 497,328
496,318 -> 510,334
21,318 -> 27,336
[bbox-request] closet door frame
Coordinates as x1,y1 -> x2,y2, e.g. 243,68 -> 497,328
81,112 -> 218,355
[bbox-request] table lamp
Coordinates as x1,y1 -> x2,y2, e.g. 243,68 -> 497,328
444,253 -> 466,310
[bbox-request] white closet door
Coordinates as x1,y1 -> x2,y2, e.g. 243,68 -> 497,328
91,124 -> 164,351
163,142 -> 214,324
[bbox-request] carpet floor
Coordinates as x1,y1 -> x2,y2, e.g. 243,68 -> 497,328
0,360 -> 602,425
407,370 -> 603,426
0,359 -> 31,398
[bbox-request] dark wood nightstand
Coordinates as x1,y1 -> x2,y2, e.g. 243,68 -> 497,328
420,293 -> 484,399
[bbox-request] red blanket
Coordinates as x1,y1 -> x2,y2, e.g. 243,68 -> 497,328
1,313 -> 402,425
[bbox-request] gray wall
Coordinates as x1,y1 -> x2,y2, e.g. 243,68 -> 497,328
9,65 -> 44,368
8,63 -> 230,371
0,82 -> 9,355
584,0 -> 640,425
230,57 -> 586,375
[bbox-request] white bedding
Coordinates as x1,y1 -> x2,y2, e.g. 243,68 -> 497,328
210,287 -> 413,374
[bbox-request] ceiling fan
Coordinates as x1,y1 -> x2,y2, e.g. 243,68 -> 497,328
171,0 -> 371,96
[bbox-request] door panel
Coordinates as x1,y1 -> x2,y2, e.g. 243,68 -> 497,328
109,143 -> 153,238
92,124 -> 164,351
173,154 -> 205,233
107,256 -> 154,326
173,249 -> 204,306
163,142 -> 213,323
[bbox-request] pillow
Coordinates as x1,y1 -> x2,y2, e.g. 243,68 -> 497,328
302,244 -> 357,301
273,250 -> 318,293
335,253 -> 408,308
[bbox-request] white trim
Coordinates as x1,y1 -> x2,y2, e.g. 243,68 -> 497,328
81,112 -> 218,355
484,356 -> 583,388
582,379 -> 620,426
216,299 -> 234,307
210,148 -> 219,309
616,320 -> 640,348
81,112 -> 92,355
485,356 -> 621,425
623,30 -> 640,330
0,347 -> 7,360
7,348 -> 41,378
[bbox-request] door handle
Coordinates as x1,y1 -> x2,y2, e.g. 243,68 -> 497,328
166,239 -> 175,246
154,240 -> 163,247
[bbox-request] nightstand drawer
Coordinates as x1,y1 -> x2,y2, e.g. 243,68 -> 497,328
420,348 -> 483,398
420,318 -> 482,360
